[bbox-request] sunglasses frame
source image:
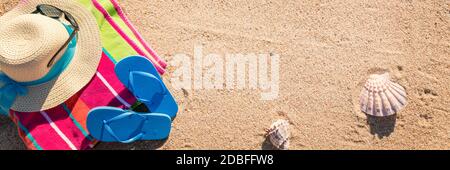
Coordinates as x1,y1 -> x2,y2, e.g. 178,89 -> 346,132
32,4 -> 80,68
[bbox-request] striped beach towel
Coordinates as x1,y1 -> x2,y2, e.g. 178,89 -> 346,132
7,0 -> 167,150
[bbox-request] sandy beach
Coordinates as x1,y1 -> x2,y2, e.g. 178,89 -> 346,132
0,0 -> 449,150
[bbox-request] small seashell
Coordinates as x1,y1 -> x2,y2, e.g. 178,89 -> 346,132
360,73 -> 407,117
265,119 -> 290,150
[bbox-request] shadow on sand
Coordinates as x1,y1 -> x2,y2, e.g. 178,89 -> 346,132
366,115 -> 397,139
261,137 -> 278,150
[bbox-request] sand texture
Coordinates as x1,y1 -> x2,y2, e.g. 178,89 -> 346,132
0,0 -> 449,150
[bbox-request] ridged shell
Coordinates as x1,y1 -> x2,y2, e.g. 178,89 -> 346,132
360,73 -> 407,117
266,119 -> 290,150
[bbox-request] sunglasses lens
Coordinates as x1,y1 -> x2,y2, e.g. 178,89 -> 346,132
38,5 -> 62,18
64,13 -> 79,29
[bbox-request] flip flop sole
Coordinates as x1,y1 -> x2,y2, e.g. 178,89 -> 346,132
87,107 -> 172,142
115,56 -> 178,119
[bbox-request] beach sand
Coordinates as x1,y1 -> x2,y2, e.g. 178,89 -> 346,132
0,0 -> 449,150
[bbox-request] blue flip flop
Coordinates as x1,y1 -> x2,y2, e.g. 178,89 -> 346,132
87,107 -> 172,143
115,56 -> 178,119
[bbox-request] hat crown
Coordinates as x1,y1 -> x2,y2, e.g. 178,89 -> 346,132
0,14 -> 69,82
0,0 -> 102,112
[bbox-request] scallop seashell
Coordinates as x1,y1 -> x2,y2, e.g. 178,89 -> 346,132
360,73 -> 407,117
265,119 -> 290,150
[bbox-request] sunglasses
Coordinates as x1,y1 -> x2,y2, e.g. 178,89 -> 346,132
32,4 -> 79,68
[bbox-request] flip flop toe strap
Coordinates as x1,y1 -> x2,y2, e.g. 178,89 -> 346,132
103,112 -> 147,143
128,71 -> 167,105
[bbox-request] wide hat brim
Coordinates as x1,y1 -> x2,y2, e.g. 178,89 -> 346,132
0,0 -> 101,112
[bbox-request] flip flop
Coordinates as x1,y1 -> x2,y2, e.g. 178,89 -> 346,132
87,106 -> 172,143
115,56 -> 178,119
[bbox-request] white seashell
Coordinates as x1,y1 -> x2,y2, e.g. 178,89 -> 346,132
360,73 -> 407,117
265,119 -> 290,150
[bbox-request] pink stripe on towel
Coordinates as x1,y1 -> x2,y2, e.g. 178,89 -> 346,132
110,0 -> 167,68
12,111 -> 73,150
92,0 -> 165,75
40,106 -> 92,150
78,53 -> 136,109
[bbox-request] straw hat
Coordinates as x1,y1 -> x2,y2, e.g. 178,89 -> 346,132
0,0 -> 101,112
